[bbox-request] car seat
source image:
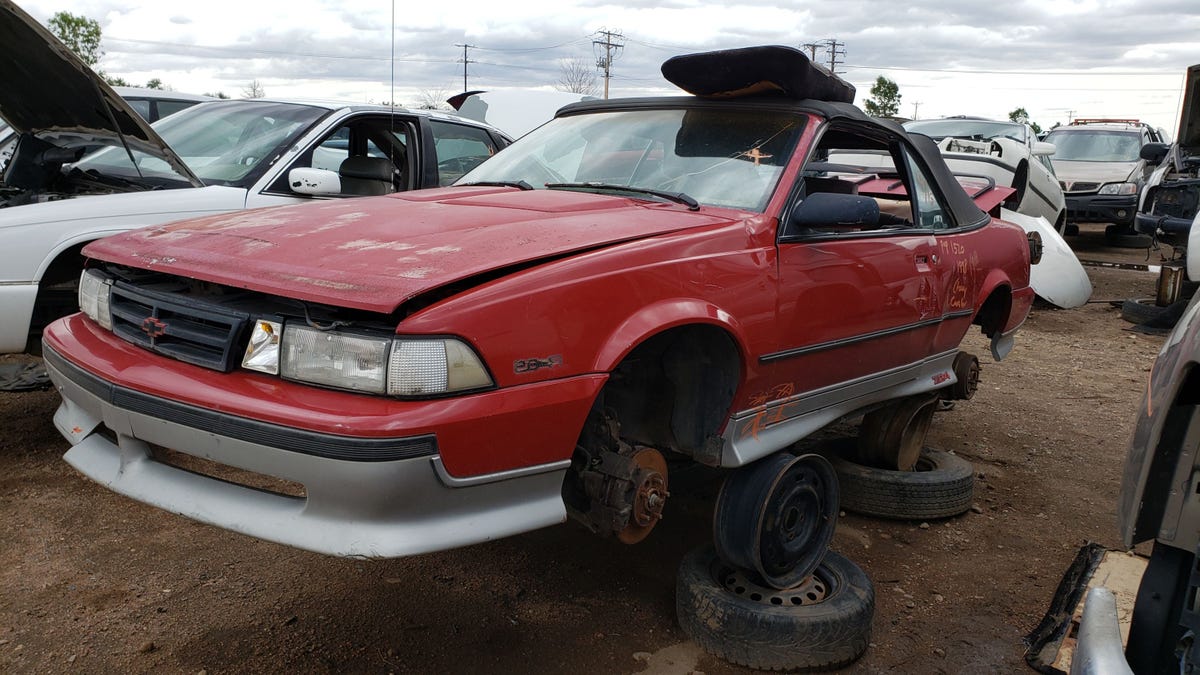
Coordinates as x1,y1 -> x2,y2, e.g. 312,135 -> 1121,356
338,156 -> 395,196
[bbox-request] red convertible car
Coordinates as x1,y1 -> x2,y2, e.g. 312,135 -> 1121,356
44,48 -> 1033,587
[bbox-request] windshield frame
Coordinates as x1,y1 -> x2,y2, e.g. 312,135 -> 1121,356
458,103 -> 807,213
73,100 -> 330,189
1041,128 -> 1144,162
904,119 -> 1028,144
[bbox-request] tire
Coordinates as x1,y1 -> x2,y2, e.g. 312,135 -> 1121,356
676,545 -> 874,672
830,447 -> 975,520
1121,298 -> 1169,325
1121,298 -> 1189,329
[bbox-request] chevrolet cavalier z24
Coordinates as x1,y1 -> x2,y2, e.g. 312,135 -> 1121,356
44,49 -> 1035,592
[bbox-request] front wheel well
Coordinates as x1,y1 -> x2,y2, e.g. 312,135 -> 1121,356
27,243 -> 89,353
600,324 -> 742,458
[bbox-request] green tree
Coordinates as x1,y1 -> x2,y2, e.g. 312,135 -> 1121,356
204,91 -> 232,99
48,11 -> 103,66
1008,107 -> 1043,135
864,76 -> 901,118
145,78 -> 165,90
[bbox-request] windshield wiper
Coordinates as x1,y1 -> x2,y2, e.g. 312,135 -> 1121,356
70,167 -> 155,190
545,182 -> 700,211
460,180 -> 533,190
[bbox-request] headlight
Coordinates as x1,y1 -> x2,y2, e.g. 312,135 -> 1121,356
78,269 -> 112,330
1099,182 -> 1137,195
281,325 -> 391,393
245,320 -> 494,397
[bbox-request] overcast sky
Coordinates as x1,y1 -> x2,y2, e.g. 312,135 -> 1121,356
19,0 -> 1200,133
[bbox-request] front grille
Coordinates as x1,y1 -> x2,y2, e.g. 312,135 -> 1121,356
109,282 -> 250,371
1063,181 -> 1100,193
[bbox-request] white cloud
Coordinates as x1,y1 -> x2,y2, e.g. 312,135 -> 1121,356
17,0 -> 1200,130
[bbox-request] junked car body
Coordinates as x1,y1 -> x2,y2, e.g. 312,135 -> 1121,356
1044,119 -> 1168,239
905,117 -> 1066,231
1035,290 -> 1200,673
45,47 -> 1036,560
1135,64 -> 1200,280
0,0 -> 511,356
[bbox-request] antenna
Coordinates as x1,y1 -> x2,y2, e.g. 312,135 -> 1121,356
389,0 -> 395,108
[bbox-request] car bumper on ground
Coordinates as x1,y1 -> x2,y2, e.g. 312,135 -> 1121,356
1066,194 -> 1137,226
42,324 -> 591,558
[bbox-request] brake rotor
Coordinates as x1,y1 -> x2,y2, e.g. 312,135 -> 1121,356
616,446 -> 669,544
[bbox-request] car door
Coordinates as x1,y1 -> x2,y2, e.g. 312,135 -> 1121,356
769,126 -> 943,403
249,113 -> 416,207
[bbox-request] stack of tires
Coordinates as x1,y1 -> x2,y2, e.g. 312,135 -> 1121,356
675,453 -> 875,671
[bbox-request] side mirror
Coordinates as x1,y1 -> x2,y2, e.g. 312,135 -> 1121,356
787,192 -> 881,234
1031,141 -> 1056,157
1140,142 -> 1170,164
288,167 -> 341,196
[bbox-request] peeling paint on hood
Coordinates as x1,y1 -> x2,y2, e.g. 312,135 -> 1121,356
84,187 -> 741,314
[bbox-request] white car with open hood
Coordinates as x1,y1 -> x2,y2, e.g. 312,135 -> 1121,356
0,0 -> 511,355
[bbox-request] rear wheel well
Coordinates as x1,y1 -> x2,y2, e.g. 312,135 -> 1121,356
599,324 -> 741,459
27,243 -> 88,353
973,286 -> 1012,339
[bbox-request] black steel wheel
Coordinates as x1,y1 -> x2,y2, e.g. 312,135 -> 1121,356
676,544 -> 874,672
713,453 -> 839,590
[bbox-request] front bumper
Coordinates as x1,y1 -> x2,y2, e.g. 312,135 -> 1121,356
45,342 -> 573,559
1065,194 -> 1137,226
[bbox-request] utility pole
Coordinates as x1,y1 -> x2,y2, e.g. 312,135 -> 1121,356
821,38 -> 845,74
912,101 -> 922,120
801,42 -> 821,61
592,29 -> 624,99
455,43 -> 475,92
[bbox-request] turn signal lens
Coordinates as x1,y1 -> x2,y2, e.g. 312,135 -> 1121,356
241,319 -> 283,374
78,269 -> 112,330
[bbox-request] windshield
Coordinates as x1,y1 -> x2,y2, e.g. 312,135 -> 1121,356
460,107 -> 804,212
75,100 -> 327,187
905,119 -> 1027,143
1041,129 -> 1142,161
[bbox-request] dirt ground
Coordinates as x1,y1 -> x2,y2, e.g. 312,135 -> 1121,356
0,223 -> 1180,674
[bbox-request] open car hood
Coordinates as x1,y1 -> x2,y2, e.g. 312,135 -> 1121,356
0,1 -> 200,186
1179,64 -> 1200,151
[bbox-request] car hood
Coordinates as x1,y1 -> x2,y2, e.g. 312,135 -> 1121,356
0,185 -> 247,230
0,1 -> 199,186
1051,160 -> 1138,184
1179,64 -> 1199,151
84,187 -> 743,314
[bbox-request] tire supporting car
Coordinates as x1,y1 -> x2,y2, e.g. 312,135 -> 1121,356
676,544 -> 874,672
713,452 -> 839,589
827,441 -> 976,520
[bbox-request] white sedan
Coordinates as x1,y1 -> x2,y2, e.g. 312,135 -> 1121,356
0,1 -> 510,355
905,117 -> 1066,232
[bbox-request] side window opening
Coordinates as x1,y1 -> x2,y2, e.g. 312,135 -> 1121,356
429,120 -> 499,186
268,116 -> 412,196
